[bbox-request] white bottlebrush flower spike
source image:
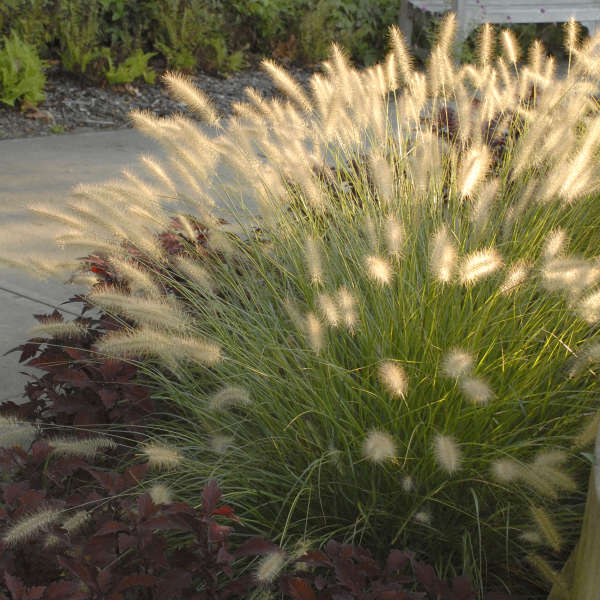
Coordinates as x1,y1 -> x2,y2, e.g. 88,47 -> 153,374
209,386 -> 251,411
441,348 -> 474,379
429,227 -> 457,283
28,320 -> 87,340
209,434 -> 234,454
543,229 -> 568,262
62,510 -> 90,534
255,551 -> 286,584
378,361 -> 408,397
459,249 -> 503,285
336,287 -> 358,330
384,216 -> 404,257
0,417 -> 38,449
149,483 -> 173,505
49,436 -> 116,459
305,312 -> 324,353
433,434 -> 462,474
414,510 -> 432,525
460,376 -> 494,405
578,288 -> 600,323
530,505 -> 562,552
2,508 -> 61,546
365,255 -> 393,285
490,458 -> 521,483
499,261 -> 530,295
363,430 -> 396,463
318,293 -> 340,327
141,442 -> 183,470
305,238 -> 323,285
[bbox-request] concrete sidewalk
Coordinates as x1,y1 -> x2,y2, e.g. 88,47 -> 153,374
0,129 -> 163,403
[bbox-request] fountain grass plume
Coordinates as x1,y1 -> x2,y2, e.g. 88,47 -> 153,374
5,16 -> 600,595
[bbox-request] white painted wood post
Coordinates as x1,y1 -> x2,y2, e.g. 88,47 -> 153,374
399,0 -> 414,46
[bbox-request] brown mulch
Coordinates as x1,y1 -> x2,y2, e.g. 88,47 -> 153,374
0,65 -> 317,140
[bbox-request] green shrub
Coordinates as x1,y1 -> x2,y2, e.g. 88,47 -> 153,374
103,48 -> 156,84
7,16 -> 600,596
0,31 -> 46,106
0,0 -> 54,54
152,0 -> 247,74
56,0 -> 104,78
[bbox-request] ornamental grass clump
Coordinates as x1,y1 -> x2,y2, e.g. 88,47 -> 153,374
6,14 -> 600,594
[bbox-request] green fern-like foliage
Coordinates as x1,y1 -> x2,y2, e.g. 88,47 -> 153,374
0,31 -> 46,107
103,48 -> 156,85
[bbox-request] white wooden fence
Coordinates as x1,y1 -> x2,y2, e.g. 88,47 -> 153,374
401,0 -> 600,42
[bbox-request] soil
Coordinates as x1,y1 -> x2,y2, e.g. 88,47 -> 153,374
0,65 -> 317,140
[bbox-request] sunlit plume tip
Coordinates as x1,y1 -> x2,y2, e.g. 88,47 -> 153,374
363,430 -> 396,463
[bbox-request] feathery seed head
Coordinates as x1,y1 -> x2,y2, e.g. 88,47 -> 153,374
384,217 -> 404,257
501,29 -> 520,65
378,361 -> 408,397
543,229 -> 567,262
470,178 -> 499,232
141,442 -> 183,470
305,312 -> 324,353
28,320 -> 87,340
460,249 -> 503,285
578,288 -> 600,323
2,508 -> 61,546
89,289 -> 190,332
564,17 -> 580,53
459,376 -> 494,405
262,59 -> 312,113
527,554 -> 562,587
49,436 -> 116,459
369,153 -> 394,205
336,287 -> 358,330
433,434 -> 462,474
363,430 -> 396,463
573,412 -> 600,449
366,255 -> 393,285
436,13 -> 457,56
210,434 -> 234,454
0,417 -> 38,449
530,505 -> 562,552
209,386 -> 251,411
459,146 -> 490,199
477,23 -> 495,68
129,109 -> 164,138
389,25 -> 413,83
140,155 -> 176,192
401,475 -> 414,492
517,464 -> 560,499
442,348 -> 474,379
255,551 -> 286,584
110,257 -> 160,297
491,458 -> 521,483
162,71 -> 220,127
305,238 -> 323,286
318,293 -> 340,327
500,261 -> 530,295
532,449 -> 568,469
542,257 -> 600,294
62,510 -> 90,534
149,483 -> 173,505
414,510 -> 432,525
429,227 -> 457,283
44,534 -> 61,548
174,256 -> 215,293
520,530 -> 543,545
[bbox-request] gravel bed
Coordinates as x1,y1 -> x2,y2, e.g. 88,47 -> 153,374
0,66 -> 316,140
